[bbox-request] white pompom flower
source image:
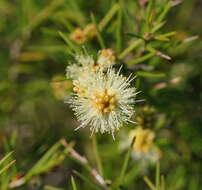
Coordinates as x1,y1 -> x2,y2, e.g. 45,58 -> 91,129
66,49 -> 116,80
66,54 -> 95,80
66,67 -> 137,138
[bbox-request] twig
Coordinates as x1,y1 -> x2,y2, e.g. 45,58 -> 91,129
10,139 -> 108,190
60,139 -> 109,190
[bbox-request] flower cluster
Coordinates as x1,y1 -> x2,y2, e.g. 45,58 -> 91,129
130,128 -> 161,168
70,24 -> 96,44
119,127 -> 161,170
66,49 -> 137,138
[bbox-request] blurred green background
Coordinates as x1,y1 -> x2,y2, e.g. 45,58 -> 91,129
0,0 -> 201,189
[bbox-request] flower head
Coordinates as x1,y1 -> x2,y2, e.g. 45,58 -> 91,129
67,68 -> 136,137
66,50 -> 116,80
70,24 -> 96,44
65,51 -> 137,137
129,128 -> 161,164
119,128 -> 161,171
70,28 -> 87,44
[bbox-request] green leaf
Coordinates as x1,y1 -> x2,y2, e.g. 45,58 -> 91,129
157,1 -> 172,23
118,137 -> 135,187
58,31 -> 80,53
118,39 -> 143,59
127,52 -> 155,65
116,1 -> 123,53
143,176 -> 156,190
91,13 -> 105,49
0,151 -> 14,166
99,3 -> 120,31
152,21 -> 166,33
0,160 -> 16,175
155,162 -> 160,189
137,71 -> 166,78
73,170 -> 100,190
25,141 -> 65,180
92,135 -> 103,176
71,176 -> 78,190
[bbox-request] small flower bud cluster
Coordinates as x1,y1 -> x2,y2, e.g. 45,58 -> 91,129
65,49 -> 137,137
70,24 -> 96,44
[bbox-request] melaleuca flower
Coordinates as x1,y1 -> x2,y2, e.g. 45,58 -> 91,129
97,49 -> 116,68
66,53 -> 101,96
66,50 -> 116,80
70,28 -> 87,44
119,128 -> 161,171
70,24 -> 96,44
66,67 -> 137,138
66,54 -> 95,80
130,128 -> 161,162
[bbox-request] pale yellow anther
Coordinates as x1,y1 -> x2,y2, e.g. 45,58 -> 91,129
110,97 -> 116,104
108,89 -> 115,96
109,105 -> 115,111
72,79 -> 87,96
73,87 -> 78,92
95,98 -> 100,103
91,95 -> 96,100
103,108 -> 109,113
104,95 -> 109,102
99,91 -> 105,97
98,104 -> 105,110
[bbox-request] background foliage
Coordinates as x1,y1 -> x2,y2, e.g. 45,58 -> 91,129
0,0 -> 201,189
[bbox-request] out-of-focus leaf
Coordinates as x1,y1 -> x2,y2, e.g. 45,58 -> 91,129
137,71 -> 166,78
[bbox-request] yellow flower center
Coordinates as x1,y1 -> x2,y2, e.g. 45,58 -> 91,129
91,89 -> 117,114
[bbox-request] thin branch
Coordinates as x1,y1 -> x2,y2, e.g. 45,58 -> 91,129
60,139 -> 109,190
